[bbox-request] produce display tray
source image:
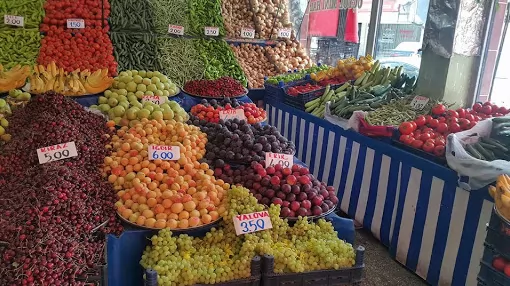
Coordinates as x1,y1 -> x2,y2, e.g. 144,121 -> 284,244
478,243 -> 510,286
283,86 -> 325,111
391,130 -> 446,166
261,246 -> 365,286
284,205 -> 336,222
183,87 -> 248,99
117,212 -> 222,234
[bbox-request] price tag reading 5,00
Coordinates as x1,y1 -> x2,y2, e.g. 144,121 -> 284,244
233,211 -> 273,235
204,27 -> 219,36
37,142 -> 78,164
148,145 -> 180,161
4,15 -> 24,27
67,19 -> 85,29
265,152 -> 293,168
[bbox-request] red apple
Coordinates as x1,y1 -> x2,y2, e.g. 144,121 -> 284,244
253,163 -> 263,170
326,186 -> 335,192
290,201 -> 300,212
253,174 -> 262,182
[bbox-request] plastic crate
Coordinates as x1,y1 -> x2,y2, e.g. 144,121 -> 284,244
489,207 -> 510,236
264,78 -> 311,101
283,86 -> 325,111
261,246 -> 365,286
478,244 -> 510,286
391,129 -> 447,165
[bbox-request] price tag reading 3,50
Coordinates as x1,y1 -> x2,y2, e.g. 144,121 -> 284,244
278,28 -> 291,38
142,95 -> 166,105
37,142 -> 78,164
4,15 -> 24,27
67,19 -> 85,29
204,27 -> 219,36
265,152 -> 293,168
233,211 -> 273,235
410,95 -> 430,110
148,145 -> 180,161
168,25 -> 184,35
219,109 -> 246,121
241,28 -> 255,39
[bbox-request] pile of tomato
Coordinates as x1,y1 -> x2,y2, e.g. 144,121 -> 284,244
286,83 -> 323,96
38,27 -> 117,76
190,102 -> 267,124
41,0 -> 110,30
398,102 -> 510,157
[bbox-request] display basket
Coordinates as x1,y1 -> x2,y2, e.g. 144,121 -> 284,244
391,129 -> 447,165
117,211 -> 222,233
264,77 -> 311,101
283,85 -> 325,111
477,242 -> 510,286
183,87 -> 248,99
284,205 -> 336,222
261,246 -> 365,286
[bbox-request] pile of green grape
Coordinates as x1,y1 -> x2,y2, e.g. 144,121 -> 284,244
140,185 -> 356,285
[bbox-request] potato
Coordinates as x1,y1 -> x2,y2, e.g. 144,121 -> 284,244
230,43 -> 277,88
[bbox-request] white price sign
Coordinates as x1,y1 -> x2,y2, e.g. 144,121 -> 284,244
233,211 -> 273,235
410,96 -> 430,110
219,109 -> 246,121
142,95 -> 166,105
67,19 -> 85,29
168,25 -> 184,35
4,15 -> 24,27
265,152 -> 293,168
204,26 -> 219,36
148,145 -> 180,161
278,28 -> 291,38
37,142 -> 78,164
241,28 -> 255,39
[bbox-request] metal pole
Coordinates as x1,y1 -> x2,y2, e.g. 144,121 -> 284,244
365,0 -> 383,57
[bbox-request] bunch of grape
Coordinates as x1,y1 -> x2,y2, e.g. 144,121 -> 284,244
140,186 -> 356,285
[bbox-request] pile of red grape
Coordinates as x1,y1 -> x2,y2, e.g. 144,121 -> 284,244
189,118 -> 295,166
213,162 -> 339,218
0,92 -> 122,286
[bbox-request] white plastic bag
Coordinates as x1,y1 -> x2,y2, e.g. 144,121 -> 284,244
446,118 -> 510,190
324,101 -> 349,129
347,111 -> 368,132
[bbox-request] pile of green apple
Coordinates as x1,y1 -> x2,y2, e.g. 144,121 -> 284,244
0,98 -> 12,142
90,70 -> 187,126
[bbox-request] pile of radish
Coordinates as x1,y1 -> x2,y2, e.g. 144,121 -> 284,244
0,92 -> 122,286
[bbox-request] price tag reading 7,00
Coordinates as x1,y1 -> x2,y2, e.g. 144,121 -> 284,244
410,96 -> 430,110
265,152 -> 293,168
233,211 -> 273,235
37,142 -> 78,164
148,145 -> 180,161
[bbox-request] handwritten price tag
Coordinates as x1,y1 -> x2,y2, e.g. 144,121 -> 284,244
241,28 -> 255,39
168,25 -> 184,35
265,152 -> 293,168
204,26 -> 219,36
142,95 -> 166,105
148,145 -> 180,161
67,19 -> 85,29
233,211 -> 272,235
4,15 -> 24,27
219,109 -> 246,121
410,96 -> 430,110
278,28 -> 291,38
37,142 -> 78,164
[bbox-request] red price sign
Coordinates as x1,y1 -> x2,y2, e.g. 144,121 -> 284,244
219,109 -> 246,121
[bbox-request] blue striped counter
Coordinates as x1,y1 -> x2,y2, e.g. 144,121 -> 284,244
265,98 -> 493,286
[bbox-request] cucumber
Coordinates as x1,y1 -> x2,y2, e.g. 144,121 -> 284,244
492,117 -> 510,124
473,143 -> 495,161
465,144 -> 484,160
480,137 -> 509,151
493,122 -> 510,131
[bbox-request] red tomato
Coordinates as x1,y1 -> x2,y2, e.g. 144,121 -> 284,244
414,116 -> 426,127
436,123 -> 448,134
429,119 -> 439,128
491,104 -> 499,114
432,104 -> 446,115
438,116 -> 446,123
433,145 -> 445,157
423,141 -> 435,153
493,257 -> 507,272
449,123 -> 462,133
422,127 -> 433,133
447,117 -> 459,125
413,130 -> 422,138
419,133 -> 431,141
458,118 -> 471,130
411,140 -> 424,149
504,264 -> 510,277
482,105 -> 493,115
494,113 -> 504,117
399,135 -> 411,143
468,121 -> 477,129
456,108 -> 467,118
410,121 -> 417,131
483,101 -> 493,106
429,132 -> 437,139
435,138 -> 446,146
446,110 -> 459,118
404,136 -> 415,145
464,114 -> 475,122
472,103 -> 483,112
425,115 -> 433,124
499,106 -> 509,114
399,122 -> 415,135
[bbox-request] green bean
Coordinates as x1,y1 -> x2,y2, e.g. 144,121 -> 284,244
111,32 -> 161,71
149,0 -> 188,34
110,0 -> 155,32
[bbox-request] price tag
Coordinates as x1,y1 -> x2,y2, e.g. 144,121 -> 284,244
265,152 -> 293,168
148,145 -> 180,161
37,142 -> 78,164
278,28 -> 291,38
142,95 -> 166,105
4,15 -> 24,27
241,28 -> 255,39
233,211 -> 273,235
410,95 -> 430,110
204,26 -> 219,36
67,19 -> 85,29
219,109 -> 246,121
168,25 -> 184,35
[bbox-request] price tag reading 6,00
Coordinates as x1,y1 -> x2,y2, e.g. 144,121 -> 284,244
37,142 -> 78,164
149,145 -> 180,161
233,211 -> 273,235
265,152 -> 293,168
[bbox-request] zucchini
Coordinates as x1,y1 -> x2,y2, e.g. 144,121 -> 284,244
493,122 -> 510,131
473,143 -> 495,161
465,144 -> 484,160
480,137 -> 509,152
492,117 -> 510,124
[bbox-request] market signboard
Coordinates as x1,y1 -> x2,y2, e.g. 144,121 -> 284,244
308,0 -> 362,37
